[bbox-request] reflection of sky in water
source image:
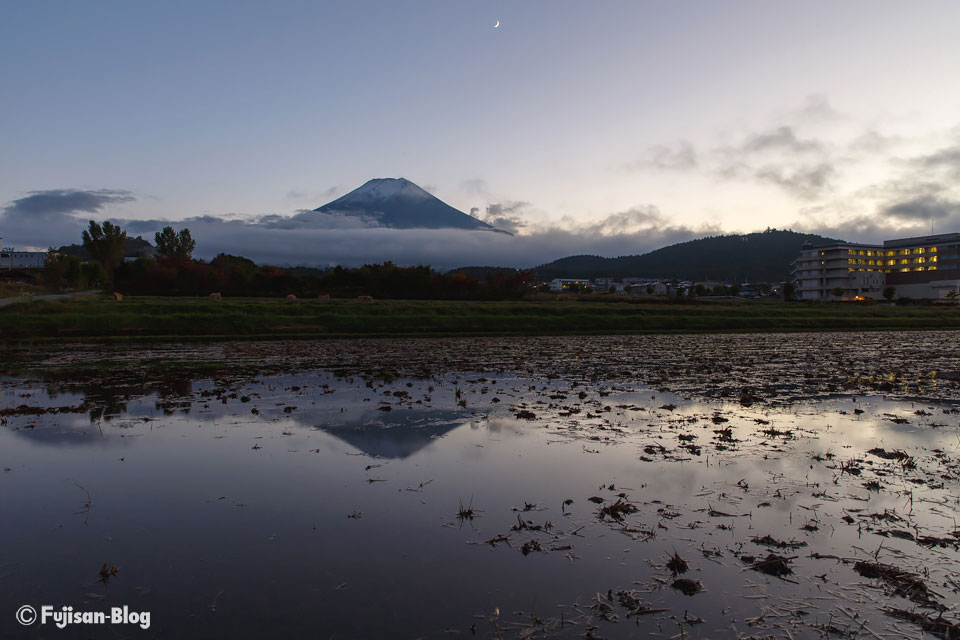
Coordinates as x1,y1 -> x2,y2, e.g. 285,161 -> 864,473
0,373 -> 958,639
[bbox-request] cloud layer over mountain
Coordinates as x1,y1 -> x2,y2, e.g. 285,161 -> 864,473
0,188 -> 714,270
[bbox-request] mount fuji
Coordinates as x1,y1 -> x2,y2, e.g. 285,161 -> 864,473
313,178 -> 508,233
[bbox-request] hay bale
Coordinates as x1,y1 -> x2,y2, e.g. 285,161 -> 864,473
317,294 -> 331,302
284,294 -> 297,303
209,292 -> 222,301
357,295 -> 374,302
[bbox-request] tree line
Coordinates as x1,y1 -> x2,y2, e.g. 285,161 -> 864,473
43,221 -> 531,300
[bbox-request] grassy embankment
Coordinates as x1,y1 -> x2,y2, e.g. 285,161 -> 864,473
2,294 -> 960,341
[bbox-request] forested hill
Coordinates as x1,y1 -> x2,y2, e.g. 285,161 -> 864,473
535,229 -> 840,283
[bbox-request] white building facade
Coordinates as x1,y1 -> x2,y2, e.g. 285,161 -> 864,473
0,238 -> 47,269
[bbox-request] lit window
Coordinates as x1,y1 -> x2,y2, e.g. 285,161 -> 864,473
930,247 -> 938,253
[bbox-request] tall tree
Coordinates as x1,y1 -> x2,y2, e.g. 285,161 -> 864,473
81,220 -> 127,285
155,226 -> 196,262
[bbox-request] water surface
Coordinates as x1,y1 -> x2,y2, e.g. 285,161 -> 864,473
2,336 -> 959,638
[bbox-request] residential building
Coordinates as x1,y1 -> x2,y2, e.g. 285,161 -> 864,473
0,238 -> 47,270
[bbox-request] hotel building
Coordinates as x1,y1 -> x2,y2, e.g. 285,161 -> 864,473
792,233 -> 960,300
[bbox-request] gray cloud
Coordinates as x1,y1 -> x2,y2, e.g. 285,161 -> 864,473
485,203 -> 526,217
794,132 -> 960,239
257,209 -> 381,230
470,201 -> 529,234
792,214 -> 896,244
792,190 -> 960,243
0,188 -> 137,249
458,178 -> 490,197
792,213 -> 952,245
882,195 -> 960,222
711,121 -> 836,199
2,188 -> 135,220
743,126 -> 823,154
629,141 -> 697,171
849,130 -> 900,154
755,163 -> 835,200
912,143 -> 960,179
570,205 -> 667,236
854,176 -> 949,204
795,94 -> 844,122
285,186 -> 340,203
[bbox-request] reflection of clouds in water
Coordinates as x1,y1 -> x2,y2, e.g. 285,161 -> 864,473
482,418 -> 527,436
6,413 -> 135,447
791,397 -> 951,451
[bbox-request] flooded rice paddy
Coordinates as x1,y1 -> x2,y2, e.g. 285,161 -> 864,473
1,332 -> 959,639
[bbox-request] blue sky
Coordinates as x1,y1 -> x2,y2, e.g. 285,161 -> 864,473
3,1 -> 960,267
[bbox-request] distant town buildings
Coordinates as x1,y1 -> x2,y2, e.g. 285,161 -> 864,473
548,278 -> 592,292
548,276 -> 772,298
792,233 -> 960,301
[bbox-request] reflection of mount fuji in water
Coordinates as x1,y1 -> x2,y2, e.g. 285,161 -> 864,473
310,408 -> 470,459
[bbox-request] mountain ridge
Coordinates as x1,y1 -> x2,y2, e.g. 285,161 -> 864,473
530,229 -> 841,282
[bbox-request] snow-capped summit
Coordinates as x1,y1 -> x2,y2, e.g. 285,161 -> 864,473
333,177 -> 433,204
314,178 -> 505,232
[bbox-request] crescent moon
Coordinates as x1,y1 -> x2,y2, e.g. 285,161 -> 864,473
494,20 -> 500,28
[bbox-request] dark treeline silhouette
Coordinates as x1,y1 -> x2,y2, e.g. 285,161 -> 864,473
113,256 -> 531,300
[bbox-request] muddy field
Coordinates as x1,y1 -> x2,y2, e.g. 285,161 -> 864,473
1,332 -> 959,638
